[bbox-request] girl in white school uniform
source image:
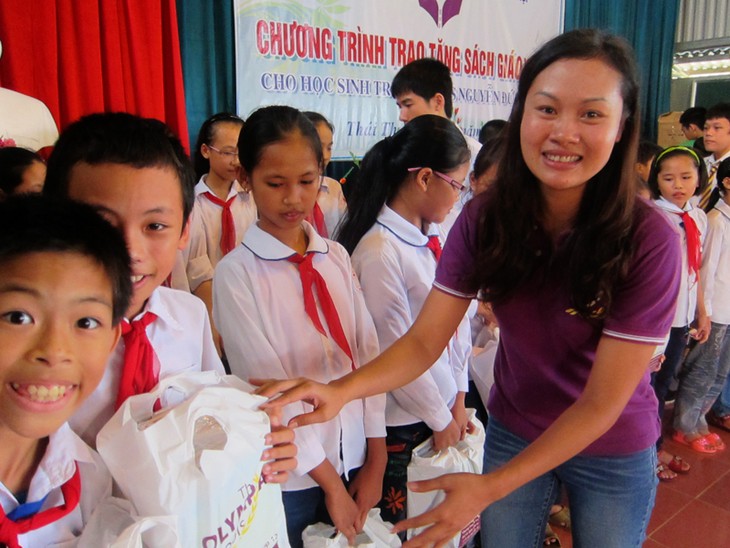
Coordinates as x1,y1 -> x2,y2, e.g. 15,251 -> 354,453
673,158 -> 730,452
335,114 -> 472,528
303,112 -> 347,237
648,146 -> 712,456
212,106 -> 386,548
185,113 -> 257,349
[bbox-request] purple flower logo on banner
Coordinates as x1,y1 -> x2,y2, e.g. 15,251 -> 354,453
418,0 -> 463,28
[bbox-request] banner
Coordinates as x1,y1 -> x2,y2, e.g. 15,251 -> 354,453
234,0 -> 563,159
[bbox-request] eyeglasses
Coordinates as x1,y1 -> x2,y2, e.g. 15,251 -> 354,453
207,145 -> 239,158
408,167 -> 465,193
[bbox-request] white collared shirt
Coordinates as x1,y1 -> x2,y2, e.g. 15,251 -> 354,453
213,221 -> 385,491
70,287 -> 224,446
351,206 -> 471,431
316,176 -> 348,237
0,424 -> 111,546
185,177 -> 258,291
702,199 -> 730,324
706,150 -> 730,176
654,197 -> 708,326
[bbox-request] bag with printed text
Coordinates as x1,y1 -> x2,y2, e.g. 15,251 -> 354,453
97,371 -> 289,548
406,410 -> 485,548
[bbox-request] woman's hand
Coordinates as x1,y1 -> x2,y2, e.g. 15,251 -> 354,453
394,472 -> 494,547
252,377 -> 347,427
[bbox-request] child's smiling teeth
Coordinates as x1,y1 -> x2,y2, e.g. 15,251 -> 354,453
545,153 -> 581,163
131,274 -> 144,283
11,383 -> 69,403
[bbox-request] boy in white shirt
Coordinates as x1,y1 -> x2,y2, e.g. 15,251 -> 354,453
0,195 -> 130,547
700,103 -> 730,211
43,113 -> 295,485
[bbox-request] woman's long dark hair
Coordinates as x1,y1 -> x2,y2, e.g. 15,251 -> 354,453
336,115 -> 470,254
472,29 -> 640,318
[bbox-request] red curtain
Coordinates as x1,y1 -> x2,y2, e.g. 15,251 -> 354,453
0,0 -> 189,149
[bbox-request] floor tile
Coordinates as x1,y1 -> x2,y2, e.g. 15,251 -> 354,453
650,499 -> 730,547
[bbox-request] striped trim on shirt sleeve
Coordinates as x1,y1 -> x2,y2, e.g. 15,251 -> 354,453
602,328 -> 670,345
432,281 -> 478,299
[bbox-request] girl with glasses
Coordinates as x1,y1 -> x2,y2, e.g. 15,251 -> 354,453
335,114 -> 471,533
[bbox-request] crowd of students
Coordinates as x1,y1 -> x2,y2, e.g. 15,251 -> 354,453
1,27 -> 729,548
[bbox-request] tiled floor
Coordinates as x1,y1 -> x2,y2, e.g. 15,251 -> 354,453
549,407 -> 730,548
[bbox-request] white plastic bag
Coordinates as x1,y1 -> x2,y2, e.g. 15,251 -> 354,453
110,516 -> 181,548
97,371 -> 289,548
406,410 -> 485,547
302,509 -> 401,547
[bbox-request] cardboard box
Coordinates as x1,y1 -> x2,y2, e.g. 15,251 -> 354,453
657,111 -> 686,148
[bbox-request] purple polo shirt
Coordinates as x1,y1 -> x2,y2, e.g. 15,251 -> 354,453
435,193 -> 681,455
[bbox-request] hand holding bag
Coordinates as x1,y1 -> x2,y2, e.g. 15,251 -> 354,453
97,371 -> 289,548
301,509 -> 401,547
406,410 -> 485,548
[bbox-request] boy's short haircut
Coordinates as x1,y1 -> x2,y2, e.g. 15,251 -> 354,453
391,58 -> 454,118
44,112 -> 195,225
706,103 -> 730,123
679,107 -> 706,129
0,194 -> 132,324
637,140 -> 662,165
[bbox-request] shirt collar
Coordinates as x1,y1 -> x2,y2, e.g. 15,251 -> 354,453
194,176 -> 245,200
375,205 -> 439,247
655,196 -> 693,214
707,150 -> 730,167
714,198 -> 730,220
242,221 -> 329,260
27,423 -> 98,501
130,287 -> 182,332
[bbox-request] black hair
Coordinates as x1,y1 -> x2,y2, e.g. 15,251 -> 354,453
478,119 -> 507,145
637,140 -> 662,165
336,114 -> 470,254
647,146 -> 707,199
472,136 -> 504,180
472,28 -> 641,319
706,102 -> 730,123
237,105 -> 323,174
716,157 -> 730,197
679,107 -> 706,129
193,112 -> 244,179
44,112 -> 196,225
391,58 -> 454,118
0,147 -> 44,196
303,111 -> 334,133
0,194 -> 132,325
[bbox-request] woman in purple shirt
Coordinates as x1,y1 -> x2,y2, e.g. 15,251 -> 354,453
257,29 -> 681,547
